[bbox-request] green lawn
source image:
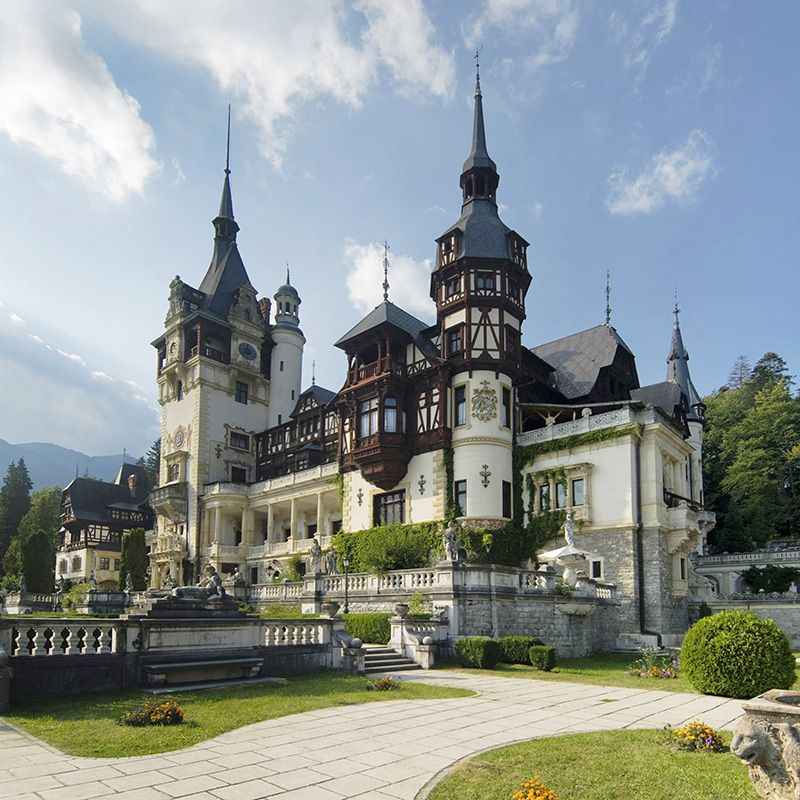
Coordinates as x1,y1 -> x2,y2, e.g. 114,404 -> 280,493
5,673 -> 472,758
428,730 -> 757,800
444,652 -> 800,694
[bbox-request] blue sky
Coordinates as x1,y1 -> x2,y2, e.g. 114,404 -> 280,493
0,1 -> 797,456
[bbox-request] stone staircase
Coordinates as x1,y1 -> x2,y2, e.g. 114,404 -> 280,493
363,645 -> 421,674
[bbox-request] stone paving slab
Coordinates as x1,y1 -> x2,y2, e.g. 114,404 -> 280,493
0,672 -> 745,800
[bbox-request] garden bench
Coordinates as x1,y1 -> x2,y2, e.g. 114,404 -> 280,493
143,656 -> 264,688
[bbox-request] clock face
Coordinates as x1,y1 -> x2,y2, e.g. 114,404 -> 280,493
238,342 -> 257,361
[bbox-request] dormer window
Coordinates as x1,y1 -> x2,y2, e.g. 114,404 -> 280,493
445,276 -> 460,299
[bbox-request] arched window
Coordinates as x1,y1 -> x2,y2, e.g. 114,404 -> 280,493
176,381 -> 183,401
384,397 -> 398,433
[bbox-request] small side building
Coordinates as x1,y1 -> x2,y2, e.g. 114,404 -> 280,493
57,463 -> 153,588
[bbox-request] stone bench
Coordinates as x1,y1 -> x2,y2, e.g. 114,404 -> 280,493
143,656 -> 264,688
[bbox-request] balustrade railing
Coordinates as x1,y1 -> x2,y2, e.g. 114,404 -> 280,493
518,407 -> 634,446
262,621 -> 329,646
9,621 -> 120,656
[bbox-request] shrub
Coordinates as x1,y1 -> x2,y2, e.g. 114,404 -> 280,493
668,721 -> 725,753
284,555 -> 304,582
62,582 -> 90,611
258,604 -> 313,619
121,699 -> 184,727
528,645 -> 557,672
681,610 -> 795,698
407,590 -> 430,618
332,522 -> 442,573
499,635 -> 542,664
368,676 -> 401,691
455,636 -> 501,669
119,529 -> 148,591
512,776 -> 559,800
343,612 -> 391,644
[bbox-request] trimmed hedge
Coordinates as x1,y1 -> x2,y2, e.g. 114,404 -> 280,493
499,635 -> 542,665
343,612 -> 391,644
333,522 -> 442,573
455,636 -> 501,669
681,610 -> 795,698
529,645 -> 557,672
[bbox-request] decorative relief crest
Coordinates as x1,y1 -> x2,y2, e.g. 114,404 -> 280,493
480,465 -> 492,488
418,474 -> 426,495
471,380 -> 498,422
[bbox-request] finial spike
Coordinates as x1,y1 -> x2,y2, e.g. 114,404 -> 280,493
225,104 -> 231,175
286,263 -> 290,285
382,241 -> 390,302
673,288 -> 680,321
312,360 -> 316,386
474,46 -> 483,95
604,269 -> 612,326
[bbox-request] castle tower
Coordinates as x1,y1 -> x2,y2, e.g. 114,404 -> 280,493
150,113 -> 270,583
268,268 -> 305,427
432,61 -> 532,524
666,301 -> 706,505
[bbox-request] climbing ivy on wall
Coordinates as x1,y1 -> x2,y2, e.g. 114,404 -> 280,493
332,522 -> 443,573
443,446 -> 457,523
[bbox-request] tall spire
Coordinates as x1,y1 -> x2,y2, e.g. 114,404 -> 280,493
666,295 -> 704,421
214,104 -> 239,231
382,241 -> 390,302
460,49 -> 498,205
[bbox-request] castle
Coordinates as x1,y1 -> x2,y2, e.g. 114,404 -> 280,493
147,72 -> 714,645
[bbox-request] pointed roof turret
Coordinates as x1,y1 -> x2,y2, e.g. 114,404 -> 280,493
198,107 -> 254,318
462,53 -> 496,175
666,300 -> 704,421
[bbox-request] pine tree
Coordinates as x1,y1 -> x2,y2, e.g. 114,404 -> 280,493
22,530 -> 55,592
751,352 -> 793,390
144,439 -> 161,489
727,355 -> 752,389
0,459 -> 33,573
119,528 -> 148,590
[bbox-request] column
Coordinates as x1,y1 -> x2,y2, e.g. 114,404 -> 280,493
316,492 -> 324,539
213,507 -> 222,545
267,504 -> 274,549
290,498 -> 297,547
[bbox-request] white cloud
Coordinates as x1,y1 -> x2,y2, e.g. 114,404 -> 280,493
8,313 -> 25,325
95,0 -> 454,167
344,240 -> 433,319
91,370 -> 114,382
607,129 -> 715,216
466,0 -> 579,71
532,201 -> 544,220
56,349 -> 87,366
609,0 -> 679,86
0,5 -> 159,201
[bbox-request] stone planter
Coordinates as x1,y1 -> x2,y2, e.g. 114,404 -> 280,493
394,603 -> 409,619
731,689 -> 800,800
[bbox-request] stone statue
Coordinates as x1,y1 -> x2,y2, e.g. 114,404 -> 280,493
731,717 -> 800,800
442,524 -> 460,562
231,567 -> 246,587
88,570 -> 97,589
202,564 -> 226,598
307,539 -> 323,575
162,566 -> 176,590
324,549 -> 338,576
124,573 -> 133,593
563,511 -> 576,548
17,575 -> 26,596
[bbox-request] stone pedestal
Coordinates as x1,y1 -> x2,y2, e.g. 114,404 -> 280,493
732,689 -> 800,800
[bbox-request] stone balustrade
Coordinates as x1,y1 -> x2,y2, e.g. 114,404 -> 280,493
250,582 -> 303,602
4,620 -> 121,657
694,549 -> 800,566
517,406 -> 635,446
262,620 -> 330,646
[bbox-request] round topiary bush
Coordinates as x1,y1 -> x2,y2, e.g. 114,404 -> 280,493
681,610 -> 795,698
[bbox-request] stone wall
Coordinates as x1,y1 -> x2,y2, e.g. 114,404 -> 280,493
692,598 -> 800,648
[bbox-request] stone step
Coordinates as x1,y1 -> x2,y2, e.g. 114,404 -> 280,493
365,662 -> 422,674
364,653 -> 412,663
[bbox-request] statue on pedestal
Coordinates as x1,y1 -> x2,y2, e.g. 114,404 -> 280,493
324,549 -> 338,575
442,524 -> 460,563
307,539 -> 323,575
201,564 -> 226,598
563,510 -> 576,547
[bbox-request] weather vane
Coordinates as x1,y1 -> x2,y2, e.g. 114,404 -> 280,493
382,241 -> 390,302
474,46 -> 483,90
604,269 -> 612,326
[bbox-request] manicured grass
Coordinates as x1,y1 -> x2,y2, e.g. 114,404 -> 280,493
427,730 -> 758,800
445,652 -> 800,694
5,672 -> 473,758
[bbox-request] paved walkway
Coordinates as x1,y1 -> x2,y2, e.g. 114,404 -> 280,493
0,672 -> 745,800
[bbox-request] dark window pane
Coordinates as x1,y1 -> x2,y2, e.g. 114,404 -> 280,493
502,480 -> 512,518
455,386 -> 466,426
539,484 -> 550,511
374,490 -> 405,525
502,387 -> 511,428
235,381 -> 249,404
572,478 -> 585,506
556,482 -> 567,509
455,480 -> 467,516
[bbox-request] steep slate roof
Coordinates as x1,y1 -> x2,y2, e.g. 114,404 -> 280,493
531,325 -> 635,400
113,463 -> 150,502
290,385 -> 337,417
198,236 -> 253,318
631,381 -> 684,417
63,466 -> 151,525
439,200 -> 512,261
334,301 -> 430,349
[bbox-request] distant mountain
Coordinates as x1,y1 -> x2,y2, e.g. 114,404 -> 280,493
0,439 -> 140,490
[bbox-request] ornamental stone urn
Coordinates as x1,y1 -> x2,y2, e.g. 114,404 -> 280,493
394,603 -> 410,619
320,601 -> 341,619
731,690 -> 800,800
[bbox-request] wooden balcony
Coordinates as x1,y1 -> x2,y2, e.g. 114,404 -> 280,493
189,344 -> 230,365
348,432 -> 410,490
346,356 -> 405,387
